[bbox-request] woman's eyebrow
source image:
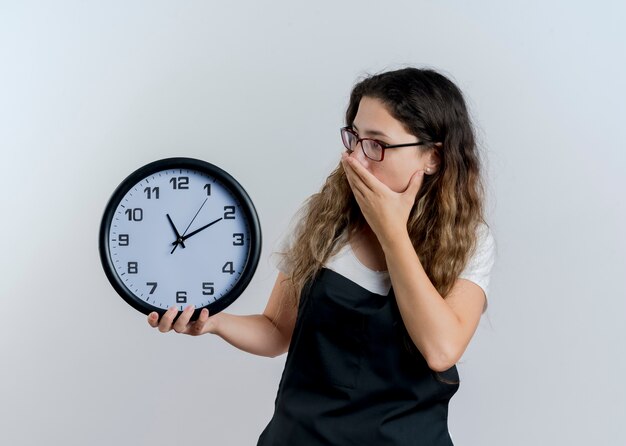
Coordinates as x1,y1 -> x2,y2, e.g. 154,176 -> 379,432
352,123 -> 389,138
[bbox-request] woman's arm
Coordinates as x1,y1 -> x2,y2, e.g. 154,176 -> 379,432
216,271 -> 298,357
381,233 -> 485,372
341,153 -> 485,372
147,272 -> 298,358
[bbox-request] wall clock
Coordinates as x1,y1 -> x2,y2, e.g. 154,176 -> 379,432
99,157 -> 261,321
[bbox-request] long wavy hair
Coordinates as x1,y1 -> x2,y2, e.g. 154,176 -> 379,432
275,67 -> 488,383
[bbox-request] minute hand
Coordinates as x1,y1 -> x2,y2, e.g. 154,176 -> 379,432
175,217 -> 224,244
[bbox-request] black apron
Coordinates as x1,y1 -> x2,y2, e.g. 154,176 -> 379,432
257,268 -> 460,446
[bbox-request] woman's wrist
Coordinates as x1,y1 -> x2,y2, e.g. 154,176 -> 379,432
379,226 -> 411,254
205,311 -> 225,335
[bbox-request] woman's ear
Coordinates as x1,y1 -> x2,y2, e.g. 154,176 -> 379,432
425,145 -> 442,174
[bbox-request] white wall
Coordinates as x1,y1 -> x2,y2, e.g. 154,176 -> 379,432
1,1 -> 625,444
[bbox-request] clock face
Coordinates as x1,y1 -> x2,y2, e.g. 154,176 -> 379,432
99,158 -> 261,319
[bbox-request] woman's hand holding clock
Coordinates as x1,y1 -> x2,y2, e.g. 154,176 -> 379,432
147,305 -> 220,335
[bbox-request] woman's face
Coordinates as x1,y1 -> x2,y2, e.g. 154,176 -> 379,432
347,96 -> 438,193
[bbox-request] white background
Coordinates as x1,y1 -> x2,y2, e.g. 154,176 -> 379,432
1,1 -> 625,445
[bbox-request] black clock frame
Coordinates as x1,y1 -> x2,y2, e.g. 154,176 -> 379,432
99,157 -> 262,321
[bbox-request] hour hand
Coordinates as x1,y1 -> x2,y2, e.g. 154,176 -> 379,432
166,214 -> 186,251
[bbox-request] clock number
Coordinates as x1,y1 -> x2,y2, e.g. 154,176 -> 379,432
224,206 -> 236,220
176,291 -> 187,303
128,262 -> 138,274
143,186 -> 160,199
233,233 -> 244,246
202,282 -> 215,295
170,176 -> 189,190
118,234 -> 129,246
204,183 -> 211,196
222,261 -> 235,275
146,282 -> 157,294
125,208 -> 143,221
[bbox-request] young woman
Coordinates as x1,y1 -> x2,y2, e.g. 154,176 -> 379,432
148,66 -> 496,445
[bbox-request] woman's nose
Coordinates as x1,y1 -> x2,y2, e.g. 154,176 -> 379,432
350,143 -> 371,167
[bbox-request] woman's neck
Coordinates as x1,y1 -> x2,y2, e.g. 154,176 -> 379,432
349,222 -> 387,271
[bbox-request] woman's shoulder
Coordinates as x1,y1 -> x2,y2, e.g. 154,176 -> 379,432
476,222 -> 496,252
270,200 -> 315,274
465,222 -> 496,271
273,201 -> 311,250
458,222 -> 497,309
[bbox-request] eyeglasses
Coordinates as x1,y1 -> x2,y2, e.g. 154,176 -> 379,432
340,126 -> 427,162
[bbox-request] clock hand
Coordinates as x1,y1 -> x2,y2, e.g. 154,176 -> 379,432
181,198 -> 208,236
166,214 -> 186,250
171,197 -> 208,254
174,217 -> 223,244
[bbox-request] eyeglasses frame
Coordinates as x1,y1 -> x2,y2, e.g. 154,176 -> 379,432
340,126 -> 428,162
